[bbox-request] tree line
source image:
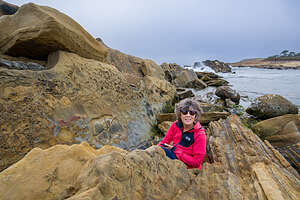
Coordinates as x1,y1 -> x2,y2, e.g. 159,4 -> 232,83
266,50 -> 300,61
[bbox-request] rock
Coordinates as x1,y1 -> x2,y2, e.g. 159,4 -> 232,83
156,113 -> 177,123
0,57 -> 45,70
201,74 -> 212,81
0,0 -> 18,16
246,94 -> 298,119
0,143 -> 191,200
206,79 -> 229,87
1,115 -> 300,200
199,112 -> 230,125
106,48 -> 164,79
203,60 -> 232,73
215,86 -> 240,104
252,114 -> 300,147
195,71 -> 222,79
156,112 -> 230,125
161,63 -> 207,89
197,102 -> 224,112
0,3 -> 108,61
175,89 -> 194,101
279,144 -> 300,174
252,114 -> 300,173
158,121 -> 173,134
173,70 -> 207,89
161,63 -> 183,82
0,51 -> 175,171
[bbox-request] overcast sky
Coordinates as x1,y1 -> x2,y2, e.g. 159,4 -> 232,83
9,0 -> 300,65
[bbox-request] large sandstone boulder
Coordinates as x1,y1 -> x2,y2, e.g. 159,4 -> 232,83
0,0 -> 18,16
0,3 -> 108,61
215,86 -> 240,104
0,115 -> 299,200
0,51 -> 175,171
173,70 -> 207,89
106,48 -> 164,79
246,94 -> 299,119
203,60 -> 232,73
252,114 -> 300,147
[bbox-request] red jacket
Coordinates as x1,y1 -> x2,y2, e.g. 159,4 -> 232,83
158,120 -> 206,169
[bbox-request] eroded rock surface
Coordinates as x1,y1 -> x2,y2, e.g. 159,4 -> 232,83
0,115 -> 299,200
0,3 -> 108,61
0,51 -> 175,171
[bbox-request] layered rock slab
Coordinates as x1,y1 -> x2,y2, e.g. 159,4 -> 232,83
180,115 -> 300,200
0,115 -> 299,199
0,50 -> 175,171
0,3 -> 108,61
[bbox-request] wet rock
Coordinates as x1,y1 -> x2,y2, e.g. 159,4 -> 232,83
246,94 -> 298,119
203,60 -> 232,73
215,86 -> 240,104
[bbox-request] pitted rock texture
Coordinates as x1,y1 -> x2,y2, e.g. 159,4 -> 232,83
0,50 -> 175,171
0,3 -> 108,61
246,94 -> 299,119
0,115 -> 299,200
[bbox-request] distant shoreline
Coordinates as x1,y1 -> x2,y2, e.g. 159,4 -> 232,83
229,58 -> 300,69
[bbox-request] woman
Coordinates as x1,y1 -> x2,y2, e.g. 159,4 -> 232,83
158,98 -> 206,169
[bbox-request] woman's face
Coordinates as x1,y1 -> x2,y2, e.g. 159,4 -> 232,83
180,106 -> 196,127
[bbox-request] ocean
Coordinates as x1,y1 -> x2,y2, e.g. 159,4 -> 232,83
189,66 -> 300,110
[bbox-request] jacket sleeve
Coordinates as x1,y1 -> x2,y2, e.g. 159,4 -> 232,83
158,122 -> 176,146
175,129 -> 206,168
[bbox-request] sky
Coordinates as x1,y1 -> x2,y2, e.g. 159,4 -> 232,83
8,0 -> 300,66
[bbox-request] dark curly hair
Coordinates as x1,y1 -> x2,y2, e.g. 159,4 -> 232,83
175,98 -> 203,122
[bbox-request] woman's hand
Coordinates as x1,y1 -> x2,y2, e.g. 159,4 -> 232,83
162,143 -> 173,150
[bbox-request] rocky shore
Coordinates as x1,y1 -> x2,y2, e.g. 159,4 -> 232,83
230,58 -> 300,69
0,1 -> 300,200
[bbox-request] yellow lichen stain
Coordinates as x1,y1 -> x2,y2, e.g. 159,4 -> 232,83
60,96 -> 71,106
57,128 -> 74,143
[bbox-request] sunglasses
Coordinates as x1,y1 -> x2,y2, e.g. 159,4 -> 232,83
180,107 -> 197,116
